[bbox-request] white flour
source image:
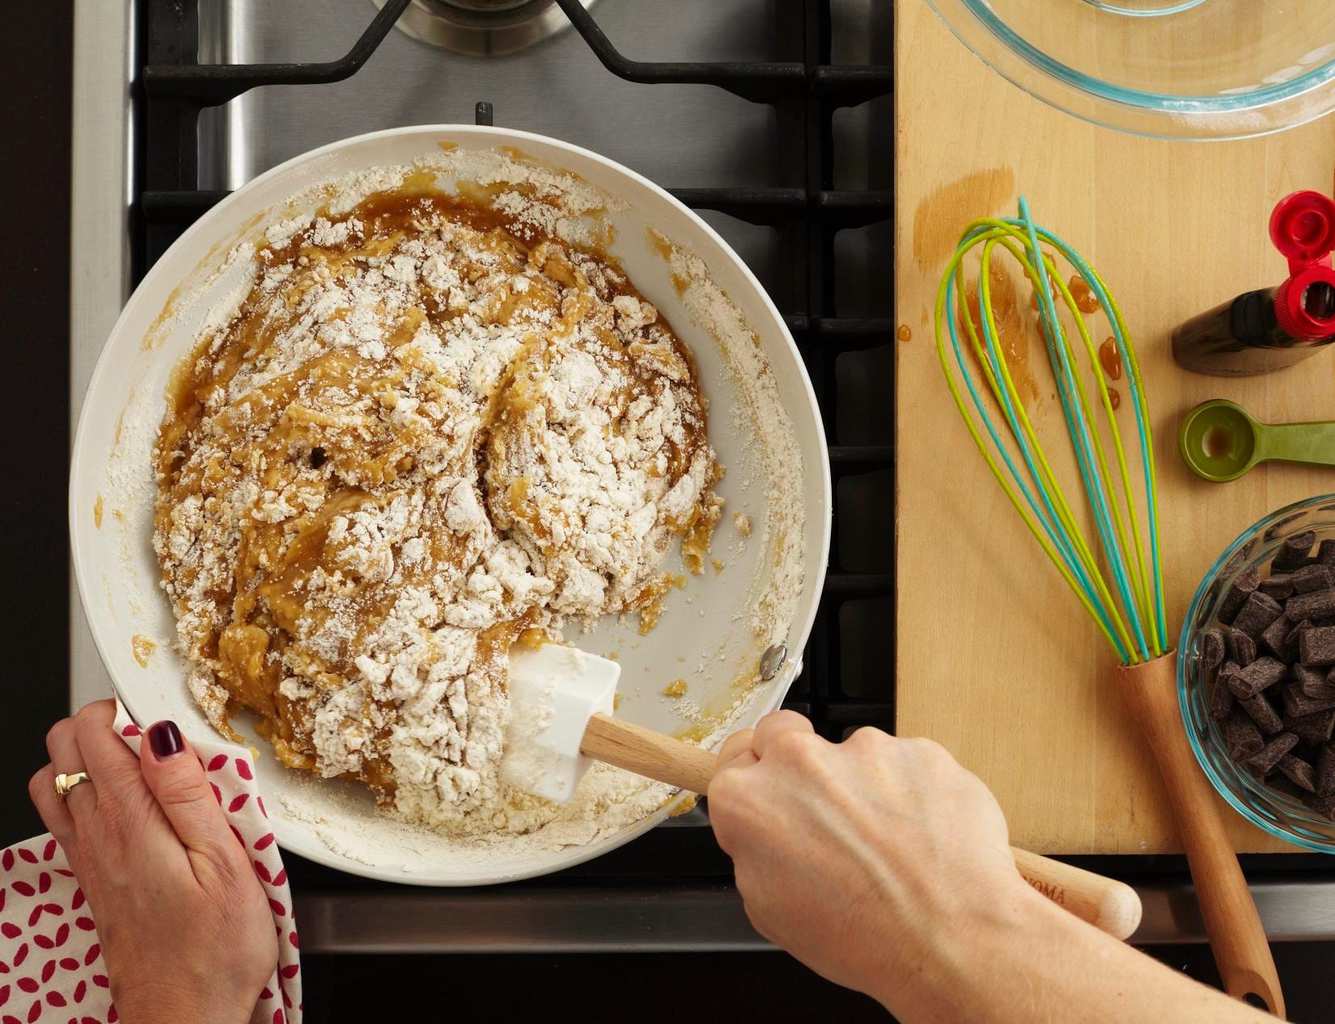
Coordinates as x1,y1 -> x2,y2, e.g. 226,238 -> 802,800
154,186 -> 721,838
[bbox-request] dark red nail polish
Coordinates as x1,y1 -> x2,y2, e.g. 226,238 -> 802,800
148,720 -> 184,759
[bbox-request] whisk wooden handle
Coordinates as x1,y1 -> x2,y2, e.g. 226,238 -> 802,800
1115,653 -> 1284,1018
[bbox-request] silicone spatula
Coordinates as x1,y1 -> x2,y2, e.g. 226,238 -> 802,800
502,644 -> 1144,940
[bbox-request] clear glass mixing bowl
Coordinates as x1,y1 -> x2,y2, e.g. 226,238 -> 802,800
925,0 -> 1335,140
1179,495 -> 1335,853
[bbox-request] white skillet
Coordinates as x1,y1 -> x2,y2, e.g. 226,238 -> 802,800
68,126 -> 831,885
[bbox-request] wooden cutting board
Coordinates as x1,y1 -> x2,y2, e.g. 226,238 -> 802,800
894,0 -> 1335,854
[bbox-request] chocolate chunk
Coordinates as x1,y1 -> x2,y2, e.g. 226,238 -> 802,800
1200,627 -> 1225,677
1318,745 -> 1335,797
1259,614 -> 1294,659
1295,670 -> 1332,706
1285,709 -> 1335,746
1246,732 -> 1300,775
1299,625 -> 1335,666
1295,664 -> 1335,700
1279,754 -> 1317,792
1209,679 -> 1235,720
1312,793 -> 1335,821
1272,530 -> 1317,572
1226,628 -> 1258,666
1291,564 -> 1334,594
1224,668 -> 1255,700
1240,692 -> 1285,735
1259,574 -> 1295,600
1252,657 -> 1290,691
1284,618 -> 1311,661
1282,683 -> 1335,719
1233,591 -> 1284,639
1223,711 -> 1265,759
1220,568 -> 1261,624
1286,587 -> 1335,623
1319,539 -> 1335,566
1226,656 -> 1286,699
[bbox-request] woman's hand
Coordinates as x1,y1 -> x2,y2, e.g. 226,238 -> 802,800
708,712 -> 1277,1024
27,699 -> 276,1024
707,712 -> 1038,1013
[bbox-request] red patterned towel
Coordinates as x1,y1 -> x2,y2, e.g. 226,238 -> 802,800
0,703 -> 302,1024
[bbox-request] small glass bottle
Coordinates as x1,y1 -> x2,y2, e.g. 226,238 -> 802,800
1173,190 -> 1335,377
1172,277 -> 1335,377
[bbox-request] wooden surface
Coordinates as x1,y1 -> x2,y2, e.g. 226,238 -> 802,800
894,0 -> 1335,854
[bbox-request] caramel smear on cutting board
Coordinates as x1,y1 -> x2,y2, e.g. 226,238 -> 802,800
958,261 -> 1039,403
912,167 -> 1015,270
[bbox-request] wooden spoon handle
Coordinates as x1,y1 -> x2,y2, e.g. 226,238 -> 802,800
1116,652 -> 1284,1017
581,714 -> 1143,940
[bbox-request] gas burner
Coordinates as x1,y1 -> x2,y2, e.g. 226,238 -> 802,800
373,0 -> 596,56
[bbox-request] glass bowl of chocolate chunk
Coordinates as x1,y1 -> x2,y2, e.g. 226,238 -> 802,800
1180,495 -> 1335,852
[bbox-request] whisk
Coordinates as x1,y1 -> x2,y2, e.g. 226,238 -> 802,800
935,198 -> 1284,1016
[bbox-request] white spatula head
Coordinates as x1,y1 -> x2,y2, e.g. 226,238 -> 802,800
502,644 -> 620,804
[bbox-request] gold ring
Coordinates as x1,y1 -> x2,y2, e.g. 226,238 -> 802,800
54,771 -> 91,799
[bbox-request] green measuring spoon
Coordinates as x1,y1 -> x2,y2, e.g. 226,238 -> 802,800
1179,399 -> 1335,482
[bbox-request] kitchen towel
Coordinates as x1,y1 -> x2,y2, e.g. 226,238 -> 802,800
0,702 -> 302,1024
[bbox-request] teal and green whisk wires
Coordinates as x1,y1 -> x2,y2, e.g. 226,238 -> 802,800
933,198 -> 1166,666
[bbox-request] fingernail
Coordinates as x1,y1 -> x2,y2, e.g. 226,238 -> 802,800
148,720 -> 184,759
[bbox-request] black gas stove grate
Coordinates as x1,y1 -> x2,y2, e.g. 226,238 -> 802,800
133,0 -> 894,759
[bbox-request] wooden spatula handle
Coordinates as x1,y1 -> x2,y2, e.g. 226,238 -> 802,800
581,714 -> 1142,940
1116,653 -> 1284,1017
582,713 -> 717,794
